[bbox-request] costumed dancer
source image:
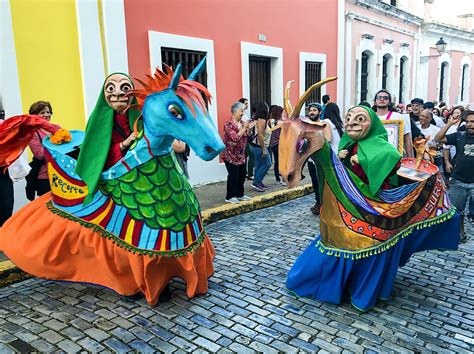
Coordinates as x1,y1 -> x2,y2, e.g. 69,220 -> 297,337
0,58 -> 225,305
337,106 -> 401,193
278,79 -> 460,311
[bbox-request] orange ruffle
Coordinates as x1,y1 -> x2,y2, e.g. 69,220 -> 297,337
0,194 -> 215,305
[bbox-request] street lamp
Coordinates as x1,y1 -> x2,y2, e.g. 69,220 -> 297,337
420,37 -> 447,63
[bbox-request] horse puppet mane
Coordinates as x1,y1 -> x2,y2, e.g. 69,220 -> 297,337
130,65 -> 212,117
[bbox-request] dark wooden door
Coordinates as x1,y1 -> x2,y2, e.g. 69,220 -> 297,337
249,56 -> 271,107
161,47 -> 207,86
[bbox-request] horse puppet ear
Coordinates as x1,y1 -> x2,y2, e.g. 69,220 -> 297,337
168,63 -> 183,90
188,56 -> 207,81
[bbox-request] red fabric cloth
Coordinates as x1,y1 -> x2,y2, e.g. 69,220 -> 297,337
350,143 -> 400,191
221,119 -> 247,165
104,113 -> 132,169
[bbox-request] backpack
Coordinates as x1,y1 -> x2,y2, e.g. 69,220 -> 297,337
248,120 -> 259,145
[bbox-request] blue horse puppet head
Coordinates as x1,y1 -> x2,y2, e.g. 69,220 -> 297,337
131,57 -> 224,161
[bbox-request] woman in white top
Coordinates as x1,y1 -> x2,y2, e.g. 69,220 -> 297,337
322,102 -> 344,153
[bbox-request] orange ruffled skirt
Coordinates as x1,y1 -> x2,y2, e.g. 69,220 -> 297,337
0,194 -> 215,305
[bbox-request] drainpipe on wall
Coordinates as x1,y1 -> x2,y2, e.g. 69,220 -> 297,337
413,28 -> 421,99
337,0 -> 345,112
344,13 -> 354,113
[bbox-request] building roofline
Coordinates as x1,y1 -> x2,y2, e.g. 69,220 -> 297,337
353,0 -> 423,26
422,21 -> 474,42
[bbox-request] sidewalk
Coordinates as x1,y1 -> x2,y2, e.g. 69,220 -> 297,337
0,165 -> 314,286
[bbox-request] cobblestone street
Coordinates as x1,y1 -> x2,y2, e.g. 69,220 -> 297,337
0,195 -> 473,353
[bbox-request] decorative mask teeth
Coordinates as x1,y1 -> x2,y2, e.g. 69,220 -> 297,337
297,138 -> 309,154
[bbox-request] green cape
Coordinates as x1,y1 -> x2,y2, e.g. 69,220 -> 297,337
338,105 -> 401,195
75,73 -> 140,204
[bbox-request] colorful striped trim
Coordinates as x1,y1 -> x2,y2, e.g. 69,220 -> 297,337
46,201 -> 208,258
331,150 -> 380,216
377,182 -> 420,203
315,207 -> 457,260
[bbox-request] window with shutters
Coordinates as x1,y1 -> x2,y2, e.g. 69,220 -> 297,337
304,61 -> 322,105
382,54 -> 389,89
460,64 -> 469,102
361,51 -> 370,102
399,56 -> 408,103
439,61 -> 448,102
249,56 -> 271,106
161,47 -> 207,87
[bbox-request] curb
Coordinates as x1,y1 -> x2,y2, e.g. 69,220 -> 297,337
0,184 -> 313,288
201,184 -> 313,224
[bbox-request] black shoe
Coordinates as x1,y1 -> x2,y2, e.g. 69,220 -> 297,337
247,175 -> 254,180
158,284 -> 172,303
123,292 -> 144,301
311,203 -> 321,215
459,233 -> 468,244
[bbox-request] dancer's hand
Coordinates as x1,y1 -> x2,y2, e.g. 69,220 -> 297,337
350,154 -> 359,165
121,132 -> 137,150
338,149 -> 348,160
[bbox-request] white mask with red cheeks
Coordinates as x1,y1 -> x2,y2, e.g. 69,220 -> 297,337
104,73 -> 133,113
344,107 -> 371,141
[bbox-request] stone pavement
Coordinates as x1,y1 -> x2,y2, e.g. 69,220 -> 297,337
0,196 -> 472,353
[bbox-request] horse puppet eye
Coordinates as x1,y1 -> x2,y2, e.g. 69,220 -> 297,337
168,104 -> 183,119
297,138 -> 309,154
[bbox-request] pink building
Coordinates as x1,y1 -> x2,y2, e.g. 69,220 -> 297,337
122,0 -> 341,184
343,0 -> 474,109
421,23 -> 473,105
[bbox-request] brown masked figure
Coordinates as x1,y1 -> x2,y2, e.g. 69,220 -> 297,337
278,81 -> 459,311
76,73 -> 141,204
338,106 -> 401,194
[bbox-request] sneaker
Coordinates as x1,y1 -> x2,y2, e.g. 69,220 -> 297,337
225,197 -> 240,204
279,180 -> 287,186
251,183 -> 265,192
237,195 -> 251,201
260,183 -> 269,190
246,175 -> 254,180
311,203 -> 321,215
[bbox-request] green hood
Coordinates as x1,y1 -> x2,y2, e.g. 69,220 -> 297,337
75,72 -> 140,204
338,105 -> 401,195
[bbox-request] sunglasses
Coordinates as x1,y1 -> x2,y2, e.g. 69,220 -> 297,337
376,95 -> 390,100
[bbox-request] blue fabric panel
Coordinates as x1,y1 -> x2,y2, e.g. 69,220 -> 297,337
286,213 -> 460,311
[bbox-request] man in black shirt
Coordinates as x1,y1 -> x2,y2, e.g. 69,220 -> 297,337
435,110 -> 474,243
